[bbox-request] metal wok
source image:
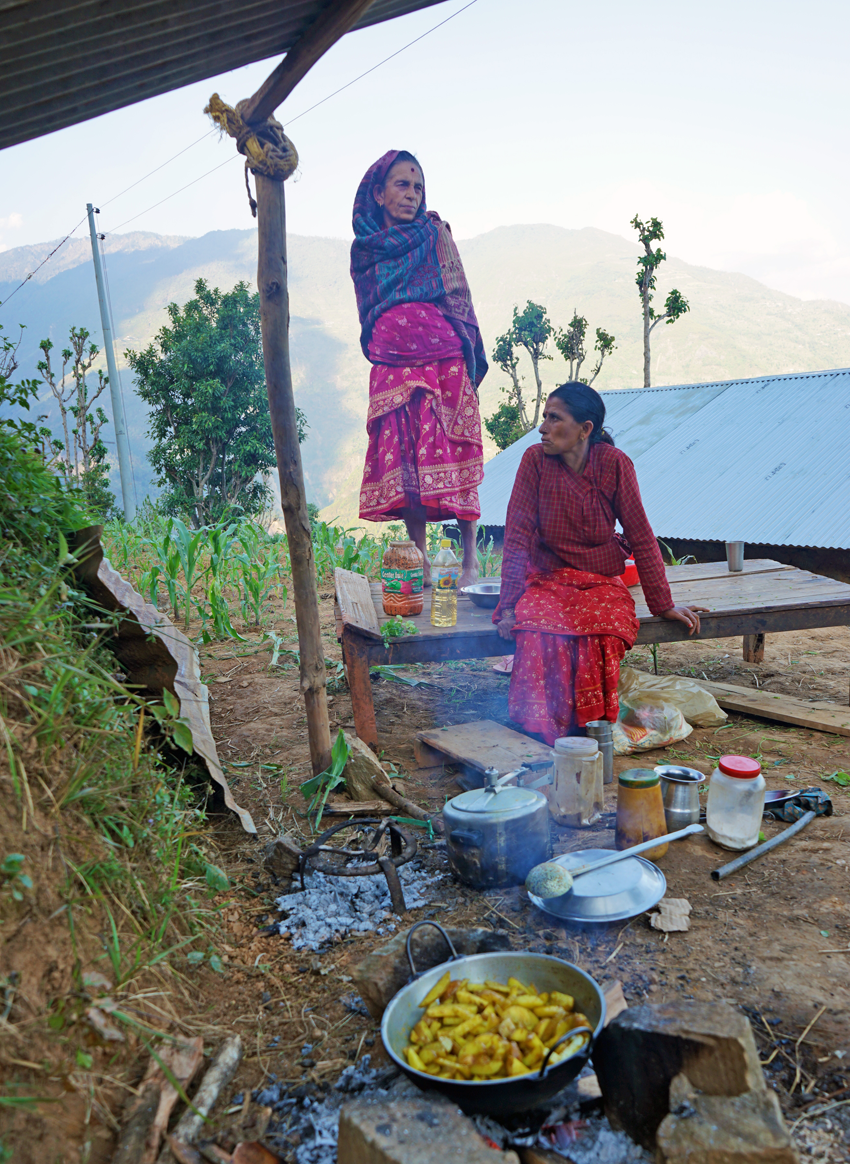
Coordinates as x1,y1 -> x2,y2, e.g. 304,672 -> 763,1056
380,921 -> 606,1117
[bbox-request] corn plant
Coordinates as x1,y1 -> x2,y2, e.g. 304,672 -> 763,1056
169,517 -> 212,629
476,526 -> 501,577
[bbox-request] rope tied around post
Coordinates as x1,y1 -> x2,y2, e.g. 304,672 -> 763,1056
204,93 -> 299,216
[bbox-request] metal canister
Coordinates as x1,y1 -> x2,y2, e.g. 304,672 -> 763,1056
655,765 -> 706,830
585,720 -> 614,785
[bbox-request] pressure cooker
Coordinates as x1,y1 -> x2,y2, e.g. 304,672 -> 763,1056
443,762 -> 552,889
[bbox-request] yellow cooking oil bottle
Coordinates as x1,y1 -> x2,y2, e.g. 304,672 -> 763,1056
430,538 -> 460,627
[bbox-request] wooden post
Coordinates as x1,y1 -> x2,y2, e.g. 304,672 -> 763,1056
255,172 -> 331,775
742,633 -> 765,664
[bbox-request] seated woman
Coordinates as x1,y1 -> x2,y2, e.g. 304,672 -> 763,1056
350,150 -> 488,586
494,382 -> 706,744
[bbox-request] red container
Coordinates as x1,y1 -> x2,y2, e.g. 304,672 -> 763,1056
620,559 -> 639,588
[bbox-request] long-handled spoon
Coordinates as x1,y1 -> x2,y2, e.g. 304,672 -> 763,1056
525,823 -> 704,900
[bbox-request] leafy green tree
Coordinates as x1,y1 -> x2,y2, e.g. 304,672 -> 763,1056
483,402 -> 525,451
554,311 -> 616,386
631,215 -> 690,387
492,329 -> 529,430
37,326 -> 115,518
126,279 -> 306,527
510,301 -> 553,427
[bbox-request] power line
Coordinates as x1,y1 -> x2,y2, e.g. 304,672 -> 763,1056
0,215 -> 88,309
286,0 -> 479,125
100,129 -> 216,207
104,0 -> 480,234
104,155 -> 239,233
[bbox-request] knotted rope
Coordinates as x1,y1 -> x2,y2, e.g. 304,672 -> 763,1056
205,93 -> 299,217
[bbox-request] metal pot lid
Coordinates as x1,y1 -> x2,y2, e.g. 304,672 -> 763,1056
449,785 -> 543,815
527,847 -> 666,924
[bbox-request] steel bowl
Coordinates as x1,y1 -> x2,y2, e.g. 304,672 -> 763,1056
381,922 -> 605,1117
461,580 -> 501,609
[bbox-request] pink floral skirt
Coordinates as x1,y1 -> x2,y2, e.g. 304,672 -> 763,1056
359,304 -> 483,523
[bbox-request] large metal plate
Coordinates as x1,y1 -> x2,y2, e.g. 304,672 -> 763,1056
528,847 -> 667,924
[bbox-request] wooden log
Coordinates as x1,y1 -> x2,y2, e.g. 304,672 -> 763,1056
255,173 -> 331,776
241,0 -> 378,124
742,633 -> 765,663
155,1036 -> 243,1163
341,630 -> 378,752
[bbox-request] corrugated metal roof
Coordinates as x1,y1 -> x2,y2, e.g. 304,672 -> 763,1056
0,0 -> 445,150
475,368 -> 850,550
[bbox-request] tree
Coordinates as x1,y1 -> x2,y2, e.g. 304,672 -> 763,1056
631,215 -> 690,387
483,401 -> 525,451
511,301 -> 553,428
554,311 -> 616,385
486,300 -> 616,448
37,326 -> 115,517
126,279 -> 306,527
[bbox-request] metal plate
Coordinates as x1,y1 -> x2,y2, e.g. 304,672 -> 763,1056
528,847 -> 667,924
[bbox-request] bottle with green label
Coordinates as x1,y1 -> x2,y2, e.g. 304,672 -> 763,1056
430,538 -> 460,627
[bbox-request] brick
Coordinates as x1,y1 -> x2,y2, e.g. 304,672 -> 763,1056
353,927 -> 512,1021
337,1097 -> 520,1164
592,1000 -> 765,1149
656,1073 -> 798,1163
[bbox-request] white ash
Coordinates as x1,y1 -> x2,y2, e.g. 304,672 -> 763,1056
548,1118 -> 652,1164
275,862 -> 442,951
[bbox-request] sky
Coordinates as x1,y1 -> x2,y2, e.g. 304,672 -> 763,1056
2,0 -> 850,303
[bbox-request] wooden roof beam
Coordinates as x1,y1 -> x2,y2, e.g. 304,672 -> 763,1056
242,0 -> 378,124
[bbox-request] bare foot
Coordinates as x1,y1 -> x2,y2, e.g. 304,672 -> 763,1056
457,566 -> 479,590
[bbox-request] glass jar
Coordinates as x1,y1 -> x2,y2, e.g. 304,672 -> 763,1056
548,737 -> 603,827
381,539 -> 424,616
615,769 -> 669,861
706,755 -> 765,850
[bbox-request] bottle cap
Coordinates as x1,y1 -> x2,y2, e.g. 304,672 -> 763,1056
440,538 -> 452,548
718,755 -> 761,779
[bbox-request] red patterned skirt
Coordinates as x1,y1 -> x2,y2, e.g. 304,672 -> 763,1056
507,567 -> 639,744
359,304 -> 483,522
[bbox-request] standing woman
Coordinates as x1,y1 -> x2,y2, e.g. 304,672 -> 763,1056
494,382 -> 707,744
350,150 -> 487,586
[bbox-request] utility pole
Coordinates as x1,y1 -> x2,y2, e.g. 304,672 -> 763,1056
86,204 -> 135,522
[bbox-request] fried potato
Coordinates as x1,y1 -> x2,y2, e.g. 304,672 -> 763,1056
402,972 -> 590,1082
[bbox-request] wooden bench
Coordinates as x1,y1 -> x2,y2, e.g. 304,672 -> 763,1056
334,560 -> 850,751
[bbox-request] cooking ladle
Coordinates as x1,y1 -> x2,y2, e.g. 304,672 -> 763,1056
525,823 -> 704,900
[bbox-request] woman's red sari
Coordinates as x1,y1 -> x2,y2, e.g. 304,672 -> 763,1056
508,568 -> 639,744
359,303 -> 483,521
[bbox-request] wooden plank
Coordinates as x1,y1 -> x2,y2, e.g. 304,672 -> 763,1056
694,680 -> 850,736
416,720 -> 552,776
241,0 -> 377,123
335,567 -> 381,637
637,602 -> 850,644
743,633 -> 765,663
662,559 -> 791,583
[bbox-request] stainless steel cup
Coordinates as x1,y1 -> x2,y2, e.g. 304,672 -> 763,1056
654,765 -> 706,830
726,541 -> 744,572
585,720 -> 614,785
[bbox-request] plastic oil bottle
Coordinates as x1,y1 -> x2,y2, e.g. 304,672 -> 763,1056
430,538 -> 460,626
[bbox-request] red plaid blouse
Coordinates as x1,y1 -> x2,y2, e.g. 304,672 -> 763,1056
499,442 -> 674,616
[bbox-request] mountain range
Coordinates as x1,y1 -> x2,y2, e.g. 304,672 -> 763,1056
2,224 -> 849,524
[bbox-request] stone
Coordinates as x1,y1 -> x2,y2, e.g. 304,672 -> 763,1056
352,926 -> 513,1020
344,733 -> 393,802
263,833 -> 302,885
656,1074 -> 798,1163
592,1000 -> 765,1149
649,899 -> 692,933
338,1097 -> 521,1164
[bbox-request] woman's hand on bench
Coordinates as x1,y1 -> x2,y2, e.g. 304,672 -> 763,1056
496,609 -> 517,640
661,604 -> 709,635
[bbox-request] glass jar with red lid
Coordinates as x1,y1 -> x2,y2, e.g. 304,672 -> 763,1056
706,755 -> 765,850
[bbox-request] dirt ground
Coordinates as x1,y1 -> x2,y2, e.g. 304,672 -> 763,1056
5,592 -> 849,1161
189,598 -> 850,1154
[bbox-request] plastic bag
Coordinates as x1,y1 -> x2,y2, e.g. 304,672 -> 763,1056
612,694 -> 693,755
618,666 -> 727,728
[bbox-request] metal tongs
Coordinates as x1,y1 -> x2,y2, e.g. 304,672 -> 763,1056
466,760 -> 553,809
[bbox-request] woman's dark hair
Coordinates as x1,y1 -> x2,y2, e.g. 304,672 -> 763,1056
548,381 -> 614,446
